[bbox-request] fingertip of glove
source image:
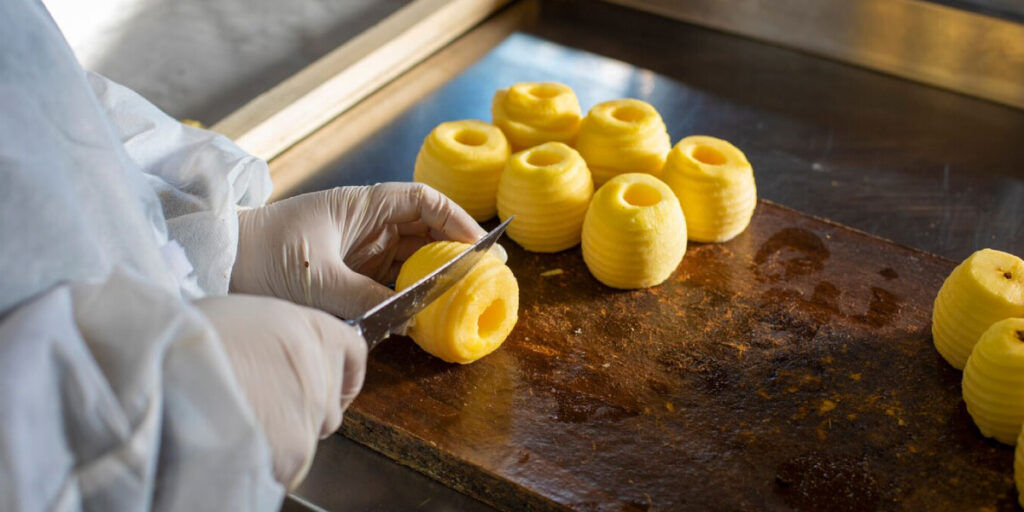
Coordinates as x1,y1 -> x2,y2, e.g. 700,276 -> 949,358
419,183 -> 485,241
340,391 -> 360,413
489,243 -> 508,264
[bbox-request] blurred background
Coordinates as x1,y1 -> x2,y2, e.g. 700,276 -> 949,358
43,0 -> 1024,125
42,0 -> 411,123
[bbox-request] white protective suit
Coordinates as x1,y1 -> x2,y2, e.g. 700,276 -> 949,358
0,0 -> 283,509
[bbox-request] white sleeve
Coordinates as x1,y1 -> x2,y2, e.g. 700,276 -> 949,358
0,268 -> 283,511
86,72 -> 273,297
1,2 -> 281,508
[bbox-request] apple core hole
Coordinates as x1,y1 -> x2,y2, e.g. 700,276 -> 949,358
478,300 -> 506,338
529,85 -> 561,99
691,145 -> 728,166
526,149 -> 563,167
611,105 -> 646,123
1004,271 -> 1013,280
454,129 -> 488,146
622,182 -> 661,207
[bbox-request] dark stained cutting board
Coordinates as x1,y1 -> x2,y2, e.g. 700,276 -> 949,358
340,199 -> 1016,511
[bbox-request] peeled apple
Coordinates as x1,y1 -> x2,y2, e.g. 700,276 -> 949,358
932,249 -> 1024,369
491,82 -> 582,151
395,241 -> 519,364
662,135 -> 757,243
497,142 -> 594,253
961,318 -> 1024,444
413,120 -> 510,221
582,173 -> 686,289
575,99 -> 670,188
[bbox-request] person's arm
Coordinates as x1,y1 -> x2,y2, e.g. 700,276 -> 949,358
0,1 -> 364,508
0,268 -> 365,510
0,270 -> 282,511
86,72 -> 272,297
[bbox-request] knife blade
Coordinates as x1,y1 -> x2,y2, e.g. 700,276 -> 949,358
348,216 -> 513,350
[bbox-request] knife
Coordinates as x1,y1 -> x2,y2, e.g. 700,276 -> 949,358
347,216 -> 513,351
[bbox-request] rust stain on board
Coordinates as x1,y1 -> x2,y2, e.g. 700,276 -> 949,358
341,201 -> 1014,512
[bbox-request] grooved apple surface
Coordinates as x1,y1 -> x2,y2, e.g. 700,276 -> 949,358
497,142 -> 593,253
581,173 -> 686,289
575,99 -> 670,188
414,120 -> 510,221
662,135 -> 757,243
932,249 -> 1024,369
395,241 -> 519,364
962,318 -> 1024,444
491,81 -> 581,151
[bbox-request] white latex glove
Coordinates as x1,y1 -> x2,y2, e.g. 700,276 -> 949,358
195,294 -> 367,490
230,183 -> 486,319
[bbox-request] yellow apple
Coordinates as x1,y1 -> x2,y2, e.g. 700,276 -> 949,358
414,120 -> 510,221
395,241 -> 519,364
962,317 -> 1024,444
491,82 -> 581,151
933,249 -> 1024,369
497,142 -> 594,253
582,173 -> 686,289
662,135 -> 757,243
575,99 -> 670,188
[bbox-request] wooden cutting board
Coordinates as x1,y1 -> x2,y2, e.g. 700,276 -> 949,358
341,199 -> 1016,511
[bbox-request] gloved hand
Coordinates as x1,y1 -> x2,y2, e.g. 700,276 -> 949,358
231,183 -> 486,319
194,294 -> 367,490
